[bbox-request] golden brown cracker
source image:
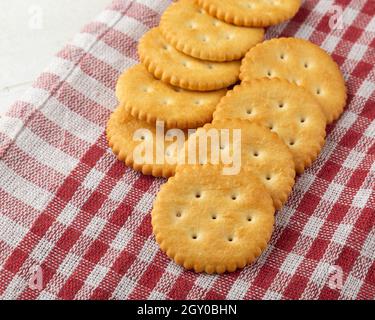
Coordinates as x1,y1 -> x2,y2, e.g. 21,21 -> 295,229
106,106 -> 186,178
240,38 -> 347,124
214,79 -> 327,173
195,0 -> 301,27
177,119 -> 296,209
152,164 -> 275,274
138,27 -> 241,91
160,0 -> 264,62
116,64 -> 227,129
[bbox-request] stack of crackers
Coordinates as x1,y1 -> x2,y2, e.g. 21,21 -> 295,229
107,0 -> 347,274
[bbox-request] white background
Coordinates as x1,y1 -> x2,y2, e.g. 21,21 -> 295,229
0,0 -> 109,116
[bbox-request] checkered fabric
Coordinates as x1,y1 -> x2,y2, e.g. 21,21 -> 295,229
0,0 -> 374,300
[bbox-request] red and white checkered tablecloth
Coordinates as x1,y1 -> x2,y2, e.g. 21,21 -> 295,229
0,0 -> 374,300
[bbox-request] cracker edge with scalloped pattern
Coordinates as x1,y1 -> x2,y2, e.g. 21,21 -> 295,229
159,6 -> 264,62
115,69 -> 225,129
121,99 -> 214,130
209,119 -> 295,210
239,37 -> 348,124
195,0 -> 301,27
151,165 -> 275,274
138,30 -> 240,91
213,78 -> 327,174
106,108 -> 176,178
176,119 -> 296,210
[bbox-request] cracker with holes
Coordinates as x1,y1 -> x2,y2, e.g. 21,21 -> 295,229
138,28 -> 241,91
195,0 -> 301,27
116,64 -> 227,129
107,106 -> 186,178
152,165 -> 275,274
160,0 -> 264,62
240,38 -> 347,124
178,119 -> 295,209
214,79 -> 326,173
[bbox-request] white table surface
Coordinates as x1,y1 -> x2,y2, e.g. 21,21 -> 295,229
0,0 -> 110,116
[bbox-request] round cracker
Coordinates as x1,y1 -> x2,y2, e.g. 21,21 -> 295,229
195,0 -> 301,27
106,106 -> 185,178
178,119 -> 296,209
214,79 -> 327,173
160,0 -> 264,62
116,64 -> 227,129
138,27 -> 241,91
152,164 -> 275,274
240,38 -> 347,124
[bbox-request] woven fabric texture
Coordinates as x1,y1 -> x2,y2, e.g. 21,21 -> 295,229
0,0 -> 374,300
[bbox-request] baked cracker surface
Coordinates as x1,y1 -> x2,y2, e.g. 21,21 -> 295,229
152,164 -> 275,274
160,0 -> 264,62
240,38 -> 347,124
116,64 -> 227,129
214,79 -> 327,173
106,106 -> 185,178
177,119 -> 296,209
138,27 -> 241,91
195,0 -> 301,27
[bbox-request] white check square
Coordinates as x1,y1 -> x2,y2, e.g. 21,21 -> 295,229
280,253 -> 304,275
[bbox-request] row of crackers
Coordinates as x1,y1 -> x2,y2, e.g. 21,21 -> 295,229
107,0 -> 347,274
